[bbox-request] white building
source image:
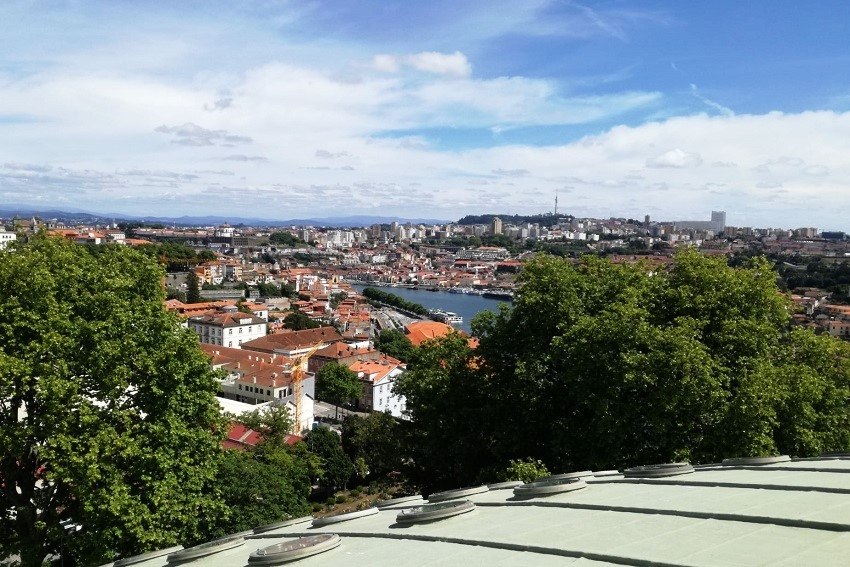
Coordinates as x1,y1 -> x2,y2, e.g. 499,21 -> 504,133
0,229 -> 16,249
349,355 -> 407,418
189,310 -> 267,348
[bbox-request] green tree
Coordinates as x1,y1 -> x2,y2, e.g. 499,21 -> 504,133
495,458 -> 549,484
202,406 -> 311,540
206,449 -> 310,540
283,309 -> 322,330
393,333 -> 490,491
304,427 -> 354,493
341,412 -> 406,480
316,363 -> 361,417
374,329 -> 415,362
0,236 -> 226,567
186,270 -> 202,304
399,251 -> 850,490
473,251 -> 850,471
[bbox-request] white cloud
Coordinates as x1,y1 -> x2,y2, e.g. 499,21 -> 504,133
371,54 -> 400,73
646,148 -> 703,168
406,51 -> 471,77
371,51 -> 471,77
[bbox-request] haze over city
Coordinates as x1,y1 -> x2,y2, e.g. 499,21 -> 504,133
2,1 -> 850,229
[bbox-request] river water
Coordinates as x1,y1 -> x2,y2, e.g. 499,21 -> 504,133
350,284 -> 510,333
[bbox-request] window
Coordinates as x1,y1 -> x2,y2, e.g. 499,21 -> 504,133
238,384 -> 242,390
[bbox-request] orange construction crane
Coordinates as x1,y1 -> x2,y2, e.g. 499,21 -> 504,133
290,342 -> 324,434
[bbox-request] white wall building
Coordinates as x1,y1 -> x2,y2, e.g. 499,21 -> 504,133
189,311 -> 267,348
349,355 -> 407,418
0,230 -> 16,249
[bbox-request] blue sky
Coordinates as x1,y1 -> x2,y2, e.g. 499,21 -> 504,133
2,1 -> 850,228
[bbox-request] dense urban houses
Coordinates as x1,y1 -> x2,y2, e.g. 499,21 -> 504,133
188,307 -> 268,347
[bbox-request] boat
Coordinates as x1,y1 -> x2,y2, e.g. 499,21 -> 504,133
482,290 -> 514,301
428,309 -> 463,325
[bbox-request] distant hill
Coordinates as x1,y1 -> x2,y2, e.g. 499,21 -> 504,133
0,204 -> 446,228
456,213 -> 570,228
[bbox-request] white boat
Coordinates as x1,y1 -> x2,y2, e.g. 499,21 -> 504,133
428,309 -> 463,325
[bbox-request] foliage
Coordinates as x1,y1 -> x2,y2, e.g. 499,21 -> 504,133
269,231 -> 306,247
283,309 -> 322,330
399,251 -> 850,490
393,332 -> 490,492
204,449 -> 310,540
280,281 -> 297,298
304,427 -> 354,493
137,242 -> 216,271
456,213 -> 567,228
316,363 -> 361,410
373,329 -> 415,362
361,287 -> 429,316
495,458 -> 549,484
200,406 -> 311,541
257,282 -> 283,298
0,236 -> 226,567
341,412 -> 407,480
329,291 -> 348,309
186,270 -> 202,304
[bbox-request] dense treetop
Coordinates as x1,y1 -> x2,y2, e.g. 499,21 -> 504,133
0,236 -> 226,566
397,251 -> 850,491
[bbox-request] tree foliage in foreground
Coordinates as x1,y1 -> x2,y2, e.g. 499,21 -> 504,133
203,406 -> 311,541
0,236 -> 226,567
397,251 -> 850,491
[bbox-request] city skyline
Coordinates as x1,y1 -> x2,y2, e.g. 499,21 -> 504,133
2,2 -> 850,228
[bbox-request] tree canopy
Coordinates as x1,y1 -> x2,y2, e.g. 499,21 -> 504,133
0,236 -> 226,567
374,329 -> 415,362
397,251 -> 850,491
316,362 -> 361,414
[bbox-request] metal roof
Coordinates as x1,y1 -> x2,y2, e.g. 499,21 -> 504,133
104,456 -> 850,567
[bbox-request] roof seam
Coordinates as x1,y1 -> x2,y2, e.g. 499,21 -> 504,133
474,501 -> 850,532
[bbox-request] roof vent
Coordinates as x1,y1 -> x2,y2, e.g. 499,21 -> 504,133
166,535 -> 245,564
375,494 -> 424,509
722,455 -> 791,466
513,477 -> 587,498
428,485 -> 489,503
543,470 -> 594,481
487,480 -> 525,490
623,463 -> 694,478
248,534 -> 341,565
396,500 -> 475,524
311,507 -> 379,527
253,516 -> 313,535
114,545 -> 183,566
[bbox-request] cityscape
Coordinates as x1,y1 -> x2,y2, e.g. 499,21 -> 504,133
3,2 -> 850,566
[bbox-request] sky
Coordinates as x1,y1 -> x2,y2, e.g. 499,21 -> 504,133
2,1 -> 850,228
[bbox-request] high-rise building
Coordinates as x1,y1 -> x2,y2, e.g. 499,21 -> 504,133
711,211 -> 726,233
490,217 -> 503,236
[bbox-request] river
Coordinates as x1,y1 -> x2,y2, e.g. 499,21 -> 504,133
350,284 -> 510,333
